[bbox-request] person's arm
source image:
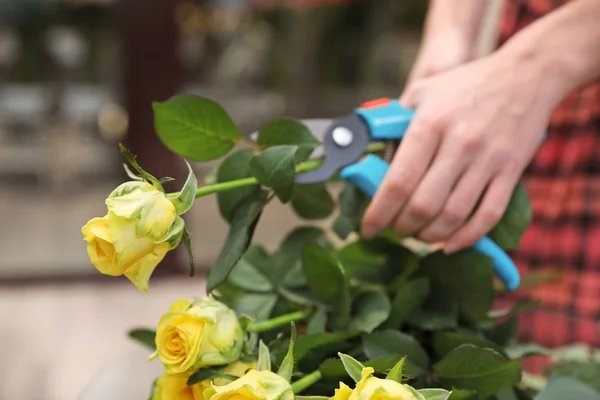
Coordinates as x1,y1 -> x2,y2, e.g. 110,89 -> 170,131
499,0 -> 600,96
362,0 -> 600,253
403,0 -> 488,86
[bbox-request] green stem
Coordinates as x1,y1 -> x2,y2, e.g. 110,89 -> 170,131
291,370 -> 323,394
247,310 -> 311,333
192,143 -> 384,199
194,159 -> 322,199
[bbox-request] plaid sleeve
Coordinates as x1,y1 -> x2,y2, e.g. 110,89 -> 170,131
498,0 -> 600,374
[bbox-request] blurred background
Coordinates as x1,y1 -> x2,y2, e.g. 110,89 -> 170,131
0,0 -> 501,398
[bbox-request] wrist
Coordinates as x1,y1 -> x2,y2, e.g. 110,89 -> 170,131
422,0 -> 487,56
495,32 -> 573,108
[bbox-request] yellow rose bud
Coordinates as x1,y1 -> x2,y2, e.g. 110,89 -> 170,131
82,181 -> 184,292
349,368 -> 417,400
331,382 -> 353,400
151,361 -> 257,400
152,297 -> 244,375
208,370 -> 294,400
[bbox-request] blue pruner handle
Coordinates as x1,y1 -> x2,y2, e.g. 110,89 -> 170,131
340,154 -> 521,292
354,98 -> 415,141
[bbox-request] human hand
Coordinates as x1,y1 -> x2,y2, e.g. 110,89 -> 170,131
361,50 -> 562,253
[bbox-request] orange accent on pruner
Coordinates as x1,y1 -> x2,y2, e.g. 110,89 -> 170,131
359,98 -> 392,109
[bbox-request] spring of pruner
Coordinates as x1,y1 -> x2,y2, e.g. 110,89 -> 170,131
383,141 -> 399,163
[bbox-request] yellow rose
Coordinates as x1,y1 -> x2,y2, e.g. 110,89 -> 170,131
331,382 -> 353,400
82,181 -> 184,292
349,368 -> 417,400
151,361 -> 257,400
152,372 -> 208,400
152,297 -> 244,375
207,369 -> 294,400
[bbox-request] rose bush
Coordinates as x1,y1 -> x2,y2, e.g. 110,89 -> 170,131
84,93 -> 600,400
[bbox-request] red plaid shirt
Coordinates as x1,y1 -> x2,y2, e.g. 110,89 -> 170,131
498,0 -> 600,373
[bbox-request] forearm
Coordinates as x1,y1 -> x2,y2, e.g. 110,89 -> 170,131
498,0 -> 600,99
422,0 -> 489,55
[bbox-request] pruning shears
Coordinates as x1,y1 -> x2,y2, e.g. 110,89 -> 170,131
292,97 -> 521,292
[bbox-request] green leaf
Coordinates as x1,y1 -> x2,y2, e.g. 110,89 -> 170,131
386,356 -> 406,383
153,94 -> 241,161
504,343 -> 550,359
417,249 -> 495,325
123,163 -> 144,181
167,160 -> 197,215
276,227 -> 329,286
333,183 -> 368,239
362,330 -> 429,374
207,193 -> 267,293
249,145 -> 297,203
417,389 -> 451,400
216,149 -> 261,221
302,244 -> 351,330
348,288 -> 391,333
433,344 -> 522,398
294,332 -> 360,362
128,328 -> 156,350
119,144 -> 164,192
306,308 -> 327,334
385,277 -> 430,329
405,386 -> 427,400
336,239 -> 406,285
433,331 -> 506,359
291,183 -> 334,220
156,215 -> 185,248
545,361 -> 600,392
302,244 -> 347,303
536,377 -> 600,400
256,118 -> 320,162
227,292 -> 278,322
227,256 -> 274,292
181,228 -> 195,277
187,369 -> 237,386
487,182 -> 532,250
159,176 -> 176,184
447,389 -> 476,400
258,340 -> 272,371
278,287 -> 328,307
408,288 -> 458,330
484,317 -> 519,347
277,322 -> 297,381
338,353 -> 365,383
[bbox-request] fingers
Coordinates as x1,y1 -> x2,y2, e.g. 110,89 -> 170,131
361,112 -> 442,239
390,131 -> 473,236
417,157 -> 494,243
444,171 -> 518,254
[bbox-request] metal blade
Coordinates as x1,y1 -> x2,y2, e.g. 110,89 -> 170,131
250,119 -> 333,159
295,114 -> 370,184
